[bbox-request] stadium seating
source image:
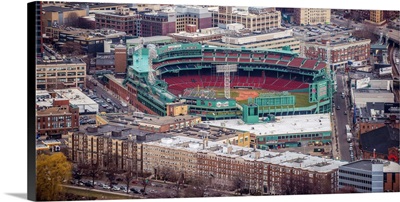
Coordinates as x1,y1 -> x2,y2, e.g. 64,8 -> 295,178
155,50 -> 316,95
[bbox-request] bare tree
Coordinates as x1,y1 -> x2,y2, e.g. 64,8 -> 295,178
66,12 -> 79,27
104,165 -> 117,188
346,18 -> 352,29
232,173 -> 248,196
72,163 -> 86,181
86,163 -> 101,188
352,24 -> 379,43
123,170 -> 135,194
60,41 -> 83,56
174,171 -> 185,198
184,177 -> 207,198
158,166 -> 177,182
141,178 -> 150,194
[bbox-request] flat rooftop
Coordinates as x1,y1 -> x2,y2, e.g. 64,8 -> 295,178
340,159 -> 384,171
89,3 -> 129,9
225,28 -> 292,39
126,36 -> 174,45
170,31 -> 224,38
37,105 -> 71,116
79,124 -> 171,143
37,58 -> 85,65
384,161 -> 400,173
207,114 -> 332,136
43,6 -> 84,13
140,115 -> 199,126
306,37 -> 370,46
54,88 -> 97,106
144,136 -> 347,173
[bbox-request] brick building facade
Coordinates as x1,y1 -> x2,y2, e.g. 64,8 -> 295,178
142,136 -> 346,194
114,44 -> 127,74
303,39 -> 371,70
95,7 -> 138,34
67,125 -> 138,172
104,74 -> 158,115
139,14 -> 176,37
36,99 -> 79,136
36,58 -> 86,90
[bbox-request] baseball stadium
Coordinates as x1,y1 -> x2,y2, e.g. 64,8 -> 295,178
105,42 -> 335,123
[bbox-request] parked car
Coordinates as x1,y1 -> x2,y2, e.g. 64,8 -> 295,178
130,188 -> 140,194
336,106 -> 340,110
111,186 -> 120,191
102,184 -> 111,190
121,188 -> 130,193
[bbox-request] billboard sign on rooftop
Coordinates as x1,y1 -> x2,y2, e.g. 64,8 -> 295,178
384,103 -> 400,114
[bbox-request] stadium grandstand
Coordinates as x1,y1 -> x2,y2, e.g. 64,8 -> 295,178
103,42 -> 335,123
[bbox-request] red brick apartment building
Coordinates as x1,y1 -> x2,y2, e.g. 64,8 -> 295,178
139,6 -> 213,37
36,99 -> 79,136
95,7 -> 138,34
139,13 -> 176,37
384,165 -> 400,192
142,136 -> 346,194
303,38 -> 370,70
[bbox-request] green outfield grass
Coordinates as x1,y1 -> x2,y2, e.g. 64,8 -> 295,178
201,88 -> 314,108
291,92 -> 314,108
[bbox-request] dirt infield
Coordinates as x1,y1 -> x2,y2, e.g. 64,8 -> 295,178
234,89 -> 259,101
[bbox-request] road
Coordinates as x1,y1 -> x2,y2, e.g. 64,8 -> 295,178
72,177 -> 235,198
331,15 -> 400,44
86,75 -> 128,113
334,74 -> 351,162
63,184 -> 142,199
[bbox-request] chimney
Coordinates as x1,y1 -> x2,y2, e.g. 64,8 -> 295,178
227,146 -> 233,154
252,151 -> 260,160
205,133 -> 209,147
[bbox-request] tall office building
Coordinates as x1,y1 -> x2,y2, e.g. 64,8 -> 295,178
293,8 -> 331,25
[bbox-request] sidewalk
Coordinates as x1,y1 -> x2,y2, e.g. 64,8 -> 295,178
331,110 -> 341,160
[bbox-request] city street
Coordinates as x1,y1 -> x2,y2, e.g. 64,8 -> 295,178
334,74 -> 351,162
71,177 -> 235,198
86,75 -> 128,113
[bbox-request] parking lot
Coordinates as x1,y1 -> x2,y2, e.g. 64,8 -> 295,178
288,23 -> 354,42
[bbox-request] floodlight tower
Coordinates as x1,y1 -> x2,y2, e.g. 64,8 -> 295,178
216,64 -> 237,99
147,44 -> 158,85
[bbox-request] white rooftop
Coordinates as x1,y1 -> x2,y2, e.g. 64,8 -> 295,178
36,90 -> 54,107
207,114 -> 332,136
145,136 -> 347,173
384,161 -> 400,173
54,88 -> 97,106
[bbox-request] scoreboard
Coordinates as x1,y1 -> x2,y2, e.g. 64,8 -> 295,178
309,80 -> 329,102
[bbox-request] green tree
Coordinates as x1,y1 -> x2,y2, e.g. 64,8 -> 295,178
36,153 -> 72,201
